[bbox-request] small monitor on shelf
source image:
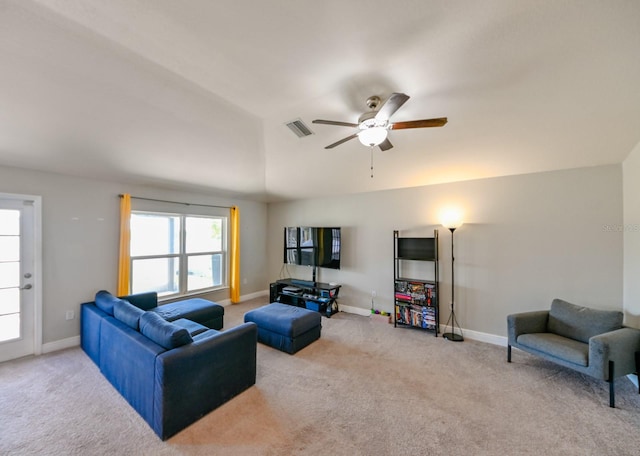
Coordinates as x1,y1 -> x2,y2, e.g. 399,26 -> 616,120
397,237 -> 436,261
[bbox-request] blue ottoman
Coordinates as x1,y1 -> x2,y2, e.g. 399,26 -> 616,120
152,298 -> 224,330
244,303 -> 321,354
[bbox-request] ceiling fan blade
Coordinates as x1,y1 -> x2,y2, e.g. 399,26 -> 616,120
324,133 -> 359,149
375,92 -> 410,121
390,117 -> 448,130
313,119 -> 359,128
378,138 -> 393,151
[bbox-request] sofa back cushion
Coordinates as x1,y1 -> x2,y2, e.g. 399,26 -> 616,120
139,312 -> 193,349
95,290 -> 120,316
114,299 -> 145,330
548,298 -> 623,343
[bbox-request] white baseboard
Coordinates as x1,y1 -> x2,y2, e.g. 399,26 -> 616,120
41,336 -> 80,353
219,289 -> 269,306
453,327 -> 508,346
339,305 -> 508,346
339,304 -> 372,317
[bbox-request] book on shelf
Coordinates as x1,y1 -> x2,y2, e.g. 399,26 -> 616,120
394,304 -> 436,329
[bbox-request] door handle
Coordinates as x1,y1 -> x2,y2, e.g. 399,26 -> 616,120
21,284 -> 33,290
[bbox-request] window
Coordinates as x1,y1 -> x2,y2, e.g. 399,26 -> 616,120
130,212 -> 227,297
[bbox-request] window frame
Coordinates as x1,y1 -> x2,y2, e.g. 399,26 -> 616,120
129,210 -> 228,299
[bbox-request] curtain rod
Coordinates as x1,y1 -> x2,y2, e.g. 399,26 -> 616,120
119,194 -> 232,209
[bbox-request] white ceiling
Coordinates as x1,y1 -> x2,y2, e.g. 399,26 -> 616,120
1,0 -> 639,202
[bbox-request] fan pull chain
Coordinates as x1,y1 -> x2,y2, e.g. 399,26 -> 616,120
370,146 -> 374,178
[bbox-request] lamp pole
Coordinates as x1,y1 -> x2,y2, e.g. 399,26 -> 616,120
442,226 -> 463,342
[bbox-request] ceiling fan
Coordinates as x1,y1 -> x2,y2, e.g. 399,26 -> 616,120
312,92 -> 447,151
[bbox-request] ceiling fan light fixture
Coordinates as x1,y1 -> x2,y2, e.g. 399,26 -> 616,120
358,126 -> 388,147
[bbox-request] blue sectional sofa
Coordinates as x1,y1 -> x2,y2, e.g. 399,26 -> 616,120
81,291 -> 257,440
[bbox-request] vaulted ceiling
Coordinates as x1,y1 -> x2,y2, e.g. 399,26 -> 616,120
1,0 -> 639,201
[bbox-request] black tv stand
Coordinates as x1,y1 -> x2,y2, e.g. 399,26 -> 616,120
271,278 -> 341,317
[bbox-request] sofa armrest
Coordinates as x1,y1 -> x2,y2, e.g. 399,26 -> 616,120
589,327 -> 640,380
152,322 -> 257,440
119,291 -> 158,311
507,310 -> 549,344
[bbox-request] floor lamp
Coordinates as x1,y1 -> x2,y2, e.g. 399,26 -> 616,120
442,220 -> 464,342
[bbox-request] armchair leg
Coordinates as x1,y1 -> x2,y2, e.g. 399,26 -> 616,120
507,345 -> 512,363
609,360 -> 615,408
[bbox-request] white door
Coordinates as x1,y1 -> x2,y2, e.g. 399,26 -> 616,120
0,194 -> 41,363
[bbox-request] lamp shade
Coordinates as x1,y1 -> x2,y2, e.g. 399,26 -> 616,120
358,126 -> 388,146
440,209 -> 464,230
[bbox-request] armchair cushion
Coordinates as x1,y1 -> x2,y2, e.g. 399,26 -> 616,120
548,298 -> 623,343
517,333 -> 588,366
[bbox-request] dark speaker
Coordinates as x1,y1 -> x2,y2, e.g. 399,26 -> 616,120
269,283 -> 279,303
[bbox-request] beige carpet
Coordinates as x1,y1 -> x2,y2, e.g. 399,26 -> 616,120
2,297 -> 640,455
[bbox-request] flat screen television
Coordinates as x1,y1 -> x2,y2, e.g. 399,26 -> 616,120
283,227 -> 341,269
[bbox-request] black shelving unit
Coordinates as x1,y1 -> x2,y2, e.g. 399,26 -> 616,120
393,230 -> 439,336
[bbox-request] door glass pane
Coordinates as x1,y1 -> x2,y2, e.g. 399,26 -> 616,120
0,235 -> 20,262
0,262 -> 19,288
130,214 -> 180,256
0,314 -> 20,342
0,210 -> 19,235
0,208 -> 21,344
131,257 -> 179,296
186,217 -> 222,253
0,288 -> 20,315
187,254 -> 223,291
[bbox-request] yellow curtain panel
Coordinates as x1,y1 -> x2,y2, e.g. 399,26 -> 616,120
117,194 -> 131,296
230,205 -> 240,303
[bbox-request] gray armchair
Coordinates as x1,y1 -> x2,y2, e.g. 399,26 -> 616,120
507,298 -> 640,407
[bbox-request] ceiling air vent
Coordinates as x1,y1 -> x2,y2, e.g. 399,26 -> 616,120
285,118 -> 314,138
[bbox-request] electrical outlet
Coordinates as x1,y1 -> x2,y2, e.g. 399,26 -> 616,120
371,290 -> 377,298
65,310 -> 75,320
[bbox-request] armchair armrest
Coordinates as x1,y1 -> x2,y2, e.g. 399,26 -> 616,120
589,327 -> 640,380
507,310 -> 549,344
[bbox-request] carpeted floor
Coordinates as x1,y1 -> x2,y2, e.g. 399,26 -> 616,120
2,297 -> 640,455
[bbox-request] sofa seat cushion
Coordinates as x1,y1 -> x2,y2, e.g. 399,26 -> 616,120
140,312 -> 193,349
517,332 -> 589,366
172,318 -> 210,337
113,299 -> 145,330
152,298 -> 224,329
548,299 -> 622,343
192,329 -> 221,342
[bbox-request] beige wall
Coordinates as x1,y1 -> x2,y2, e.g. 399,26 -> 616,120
1,161 -> 629,347
0,165 -> 268,345
268,165 -> 624,338
623,141 -> 640,327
